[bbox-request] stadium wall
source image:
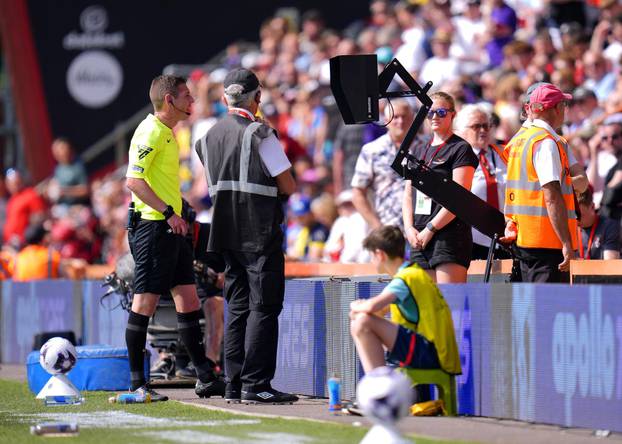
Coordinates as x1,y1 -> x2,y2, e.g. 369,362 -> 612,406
1,279 -> 621,431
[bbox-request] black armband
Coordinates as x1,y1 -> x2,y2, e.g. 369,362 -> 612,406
162,205 -> 175,220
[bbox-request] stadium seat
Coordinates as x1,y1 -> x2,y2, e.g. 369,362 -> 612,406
398,368 -> 457,416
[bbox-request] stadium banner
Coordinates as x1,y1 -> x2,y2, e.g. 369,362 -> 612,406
481,283 -> 622,432
2,278 -> 622,431
441,283 -> 490,416
532,285 -> 620,431
274,279 -> 327,397
82,280 -> 128,348
0,280 -> 81,363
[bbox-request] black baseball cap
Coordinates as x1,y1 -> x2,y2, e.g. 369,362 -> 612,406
223,68 -> 260,93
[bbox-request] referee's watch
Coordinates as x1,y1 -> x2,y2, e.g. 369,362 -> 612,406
426,222 -> 438,233
162,205 -> 175,220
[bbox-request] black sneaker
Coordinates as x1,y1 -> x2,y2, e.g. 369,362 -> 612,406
241,388 -> 299,405
175,362 -> 197,380
134,385 -> 168,402
195,377 -> 226,398
225,383 -> 241,404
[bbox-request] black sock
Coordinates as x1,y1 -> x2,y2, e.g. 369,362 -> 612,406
177,310 -> 215,383
126,311 -> 150,390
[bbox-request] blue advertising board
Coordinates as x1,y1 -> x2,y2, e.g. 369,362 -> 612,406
1,280 -> 81,363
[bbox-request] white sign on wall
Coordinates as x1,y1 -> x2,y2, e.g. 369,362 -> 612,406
64,5 -> 125,109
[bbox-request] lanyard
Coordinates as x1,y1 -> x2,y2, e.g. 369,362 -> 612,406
228,107 -> 255,121
578,216 -> 599,259
422,140 -> 447,167
478,149 -> 496,178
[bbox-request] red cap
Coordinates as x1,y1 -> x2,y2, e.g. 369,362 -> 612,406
529,84 -> 572,110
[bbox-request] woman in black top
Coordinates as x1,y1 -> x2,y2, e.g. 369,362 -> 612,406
403,91 -> 478,283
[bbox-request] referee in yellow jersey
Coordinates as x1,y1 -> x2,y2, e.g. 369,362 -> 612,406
124,75 -> 224,401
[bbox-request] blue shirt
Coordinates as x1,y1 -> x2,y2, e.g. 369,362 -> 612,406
385,262 -> 419,323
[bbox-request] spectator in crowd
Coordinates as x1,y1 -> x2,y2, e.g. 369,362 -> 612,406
581,50 -> 617,104
286,193 -> 329,261
485,4 -> 517,68
455,104 -> 509,260
503,84 -> 588,282
403,92 -> 478,283
451,0 -> 488,75
349,225 -> 461,376
577,187 -> 621,260
419,28 -> 460,91
323,189 -> 370,263
47,137 -> 89,207
11,222 -> 74,281
586,120 -> 622,206
351,99 -> 415,231
600,138 -> 622,220
332,122 -> 367,195
3,168 -> 46,250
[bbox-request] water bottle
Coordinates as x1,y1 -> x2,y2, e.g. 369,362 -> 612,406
44,395 -> 84,406
108,392 -> 152,404
327,373 -> 342,413
30,422 -> 79,436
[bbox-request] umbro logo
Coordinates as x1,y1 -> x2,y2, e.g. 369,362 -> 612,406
256,392 -> 274,399
137,144 -> 153,160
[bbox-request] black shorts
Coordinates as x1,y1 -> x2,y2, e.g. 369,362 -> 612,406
410,219 -> 472,269
128,219 -> 195,294
386,325 -> 440,369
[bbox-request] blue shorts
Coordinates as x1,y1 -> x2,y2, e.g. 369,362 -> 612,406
386,325 -> 441,369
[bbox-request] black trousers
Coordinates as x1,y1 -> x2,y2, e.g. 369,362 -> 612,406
222,236 -> 285,392
515,247 -> 570,283
471,242 -> 512,261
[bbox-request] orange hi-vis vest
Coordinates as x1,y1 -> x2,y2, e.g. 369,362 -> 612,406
12,245 -> 60,281
504,125 -> 578,250
490,142 -> 508,165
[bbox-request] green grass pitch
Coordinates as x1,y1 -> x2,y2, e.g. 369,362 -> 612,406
0,379 -> 472,443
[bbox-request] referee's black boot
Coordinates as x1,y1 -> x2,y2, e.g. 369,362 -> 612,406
195,375 -> 226,398
241,387 -> 299,405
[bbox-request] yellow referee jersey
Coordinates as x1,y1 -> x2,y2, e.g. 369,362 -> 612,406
126,114 -> 182,220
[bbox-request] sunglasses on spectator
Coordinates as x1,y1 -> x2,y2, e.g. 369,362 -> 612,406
602,134 -> 621,141
427,108 -> 454,119
467,123 -> 490,131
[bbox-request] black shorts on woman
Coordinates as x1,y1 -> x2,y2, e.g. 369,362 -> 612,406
409,134 -> 478,269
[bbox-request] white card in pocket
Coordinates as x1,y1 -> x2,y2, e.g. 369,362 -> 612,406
414,190 -> 432,215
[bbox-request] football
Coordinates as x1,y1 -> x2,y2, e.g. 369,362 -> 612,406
356,366 -> 413,424
39,337 -> 78,375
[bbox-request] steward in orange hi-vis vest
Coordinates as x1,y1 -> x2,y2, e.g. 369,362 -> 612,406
504,125 -> 578,250
12,244 -> 61,281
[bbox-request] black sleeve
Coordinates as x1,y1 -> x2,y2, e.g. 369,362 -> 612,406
449,136 -> 479,170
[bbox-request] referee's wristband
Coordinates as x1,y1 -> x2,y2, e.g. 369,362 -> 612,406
162,205 -> 175,220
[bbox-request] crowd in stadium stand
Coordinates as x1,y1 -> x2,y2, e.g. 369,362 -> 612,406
3,0 -> 622,276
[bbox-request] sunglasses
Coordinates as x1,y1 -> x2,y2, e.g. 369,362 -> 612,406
468,123 -> 490,131
427,108 -> 454,119
602,134 -> 621,142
